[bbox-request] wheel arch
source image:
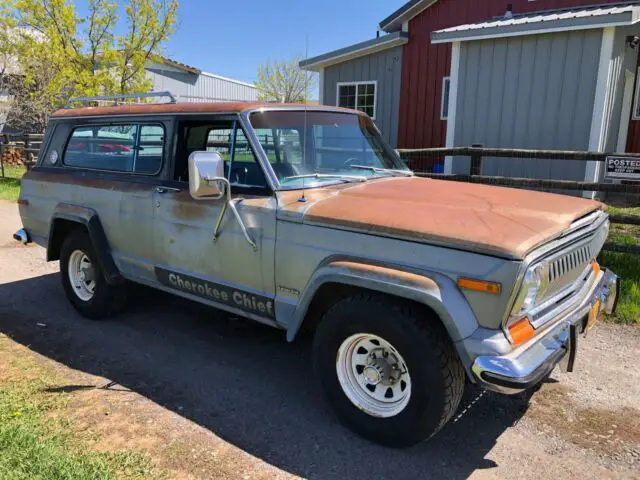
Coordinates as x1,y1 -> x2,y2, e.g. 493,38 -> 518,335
48,203 -> 123,285
284,260 -> 480,346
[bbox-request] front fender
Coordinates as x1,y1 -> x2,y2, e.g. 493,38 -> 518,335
284,260 -> 479,344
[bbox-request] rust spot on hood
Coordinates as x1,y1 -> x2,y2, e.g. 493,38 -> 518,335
292,177 -> 603,259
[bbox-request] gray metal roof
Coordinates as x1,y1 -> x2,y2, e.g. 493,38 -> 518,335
299,32 -> 408,71
432,2 -> 640,43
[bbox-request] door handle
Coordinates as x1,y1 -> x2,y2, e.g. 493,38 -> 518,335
155,186 -> 181,194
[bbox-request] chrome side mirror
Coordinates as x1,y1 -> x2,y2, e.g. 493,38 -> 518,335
187,151 -> 258,250
188,151 -> 226,200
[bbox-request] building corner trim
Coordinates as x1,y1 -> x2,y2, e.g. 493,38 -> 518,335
444,41 -> 461,175
586,27 -> 616,192
318,67 -> 325,103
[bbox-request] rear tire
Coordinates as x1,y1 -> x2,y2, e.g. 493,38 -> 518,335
60,229 -> 127,319
313,293 -> 465,448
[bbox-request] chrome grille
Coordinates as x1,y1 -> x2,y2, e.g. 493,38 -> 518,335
548,244 -> 592,283
543,219 -> 609,298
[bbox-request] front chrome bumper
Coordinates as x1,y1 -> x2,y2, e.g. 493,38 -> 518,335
471,269 -> 619,394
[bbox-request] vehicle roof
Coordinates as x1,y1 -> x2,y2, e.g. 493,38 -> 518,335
51,102 -> 359,118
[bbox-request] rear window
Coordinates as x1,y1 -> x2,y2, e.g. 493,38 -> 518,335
63,124 -> 164,174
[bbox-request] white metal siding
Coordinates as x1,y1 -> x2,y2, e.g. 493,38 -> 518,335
146,67 -> 258,102
452,29 -> 603,182
323,46 -> 403,147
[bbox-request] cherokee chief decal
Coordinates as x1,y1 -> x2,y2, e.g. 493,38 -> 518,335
155,267 -> 274,318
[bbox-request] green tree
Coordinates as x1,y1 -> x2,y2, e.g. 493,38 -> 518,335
256,55 -> 317,103
0,0 -> 178,131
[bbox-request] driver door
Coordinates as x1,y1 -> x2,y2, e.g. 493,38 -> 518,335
153,116 -> 278,324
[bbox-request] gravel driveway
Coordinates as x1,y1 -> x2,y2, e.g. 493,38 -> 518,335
0,200 -> 638,479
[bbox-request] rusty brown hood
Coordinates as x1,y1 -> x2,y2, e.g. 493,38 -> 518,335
277,177 -> 603,259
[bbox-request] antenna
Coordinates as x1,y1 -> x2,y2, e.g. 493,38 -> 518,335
298,34 -> 310,203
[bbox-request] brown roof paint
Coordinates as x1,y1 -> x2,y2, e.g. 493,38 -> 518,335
280,177 -> 603,259
52,102 -> 358,118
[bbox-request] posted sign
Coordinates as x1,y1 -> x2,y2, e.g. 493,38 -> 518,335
605,156 -> 640,180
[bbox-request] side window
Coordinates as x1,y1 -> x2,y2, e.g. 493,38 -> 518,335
440,77 -> 450,120
63,124 -> 164,174
136,125 -> 165,174
206,128 -> 232,160
175,120 -> 267,189
228,127 -> 267,187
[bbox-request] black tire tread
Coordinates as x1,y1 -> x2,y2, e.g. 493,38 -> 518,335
59,229 -> 127,320
313,292 -> 465,446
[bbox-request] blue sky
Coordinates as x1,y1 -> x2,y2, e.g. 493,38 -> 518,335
163,0 -> 407,84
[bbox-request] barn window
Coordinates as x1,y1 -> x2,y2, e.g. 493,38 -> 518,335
441,77 -> 451,120
337,81 -> 377,119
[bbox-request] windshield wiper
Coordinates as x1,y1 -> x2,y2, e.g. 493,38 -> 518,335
348,165 -> 413,177
282,174 -> 368,183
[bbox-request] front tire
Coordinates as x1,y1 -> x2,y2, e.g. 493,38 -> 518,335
60,229 -> 127,319
313,293 -> 465,447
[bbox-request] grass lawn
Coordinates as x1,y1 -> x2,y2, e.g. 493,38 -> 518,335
608,205 -> 640,216
0,340 -> 157,479
598,206 -> 640,325
0,165 -> 26,202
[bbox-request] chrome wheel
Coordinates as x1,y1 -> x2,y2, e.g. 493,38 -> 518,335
67,250 -> 96,301
336,333 -> 411,418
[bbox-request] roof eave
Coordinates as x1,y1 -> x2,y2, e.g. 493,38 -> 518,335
432,10 -> 639,44
379,0 -> 438,33
149,54 -> 201,75
299,32 -> 408,71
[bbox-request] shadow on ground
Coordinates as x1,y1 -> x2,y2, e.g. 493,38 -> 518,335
0,272 -> 536,480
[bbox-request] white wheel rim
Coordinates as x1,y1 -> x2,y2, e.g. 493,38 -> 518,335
336,333 -> 412,418
68,250 -> 96,301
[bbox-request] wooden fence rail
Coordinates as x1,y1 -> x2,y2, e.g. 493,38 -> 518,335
414,172 -> 640,194
397,146 -> 639,160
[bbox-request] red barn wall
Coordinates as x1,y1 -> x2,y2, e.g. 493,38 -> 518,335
398,0 -> 626,149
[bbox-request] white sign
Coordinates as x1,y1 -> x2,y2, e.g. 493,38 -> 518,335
605,156 -> 640,180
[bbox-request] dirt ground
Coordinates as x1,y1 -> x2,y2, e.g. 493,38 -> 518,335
0,200 -> 638,479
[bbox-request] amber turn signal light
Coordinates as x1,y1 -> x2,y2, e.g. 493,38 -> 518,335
591,260 -> 601,275
457,278 -> 501,294
508,318 -> 535,345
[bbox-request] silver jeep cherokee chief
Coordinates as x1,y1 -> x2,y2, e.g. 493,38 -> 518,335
14,97 -> 619,447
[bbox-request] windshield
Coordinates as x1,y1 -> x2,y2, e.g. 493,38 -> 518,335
248,110 -> 411,188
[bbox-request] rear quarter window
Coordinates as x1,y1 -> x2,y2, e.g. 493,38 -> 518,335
62,124 -> 164,174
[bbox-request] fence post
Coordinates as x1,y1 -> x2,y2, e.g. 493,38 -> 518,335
0,142 -> 4,178
470,143 -> 483,176
24,134 -> 31,170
